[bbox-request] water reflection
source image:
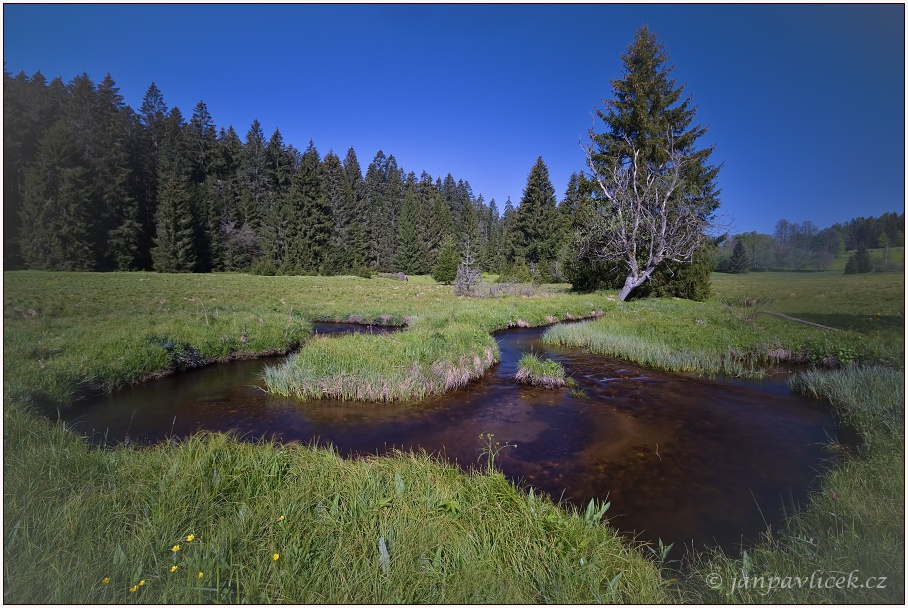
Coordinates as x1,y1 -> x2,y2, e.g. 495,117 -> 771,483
58,323 -> 836,555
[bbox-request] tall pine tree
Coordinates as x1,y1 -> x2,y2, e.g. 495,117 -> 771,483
288,142 -> 332,273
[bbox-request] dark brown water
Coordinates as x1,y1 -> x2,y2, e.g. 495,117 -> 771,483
57,323 -> 836,556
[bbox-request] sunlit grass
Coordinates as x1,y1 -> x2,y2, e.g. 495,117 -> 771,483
3,399 -> 671,603
545,272 -> 904,377
264,323 -> 499,401
514,352 -> 566,388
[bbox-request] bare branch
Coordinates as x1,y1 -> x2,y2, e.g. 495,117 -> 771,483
578,130 -> 709,300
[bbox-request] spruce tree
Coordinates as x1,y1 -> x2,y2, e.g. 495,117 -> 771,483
364,150 -> 404,271
319,151 -> 355,273
97,74 -> 142,270
844,244 -> 873,274
255,129 -> 296,271
152,108 -> 196,272
239,119 -> 268,228
432,236 -> 460,284
187,101 -> 217,184
394,185 -> 429,274
582,25 -> 721,300
288,142 -> 332,273
730,239 -> 749,273
513,157 -> 559,273
419,172 -> 448,267
152,175 -> 197,272
140,82 -> 168,161
500,196 -> 517,267
342,146 -> 369,268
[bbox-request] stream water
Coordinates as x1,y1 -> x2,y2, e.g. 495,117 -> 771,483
57,322 -> 837,555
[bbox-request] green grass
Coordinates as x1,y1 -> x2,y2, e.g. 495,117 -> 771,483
3,271 -> 611,405
3,400 -> 670,604
3,272 -> 313,404
515,352 -> 566,388
3,269 -> 904,603
545,272 -> 904,377
826,246 -> 904,272
264,323 -> 498,401
261,280 -> 610,401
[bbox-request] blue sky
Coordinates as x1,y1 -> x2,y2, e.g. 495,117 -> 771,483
4,3 -> 904,235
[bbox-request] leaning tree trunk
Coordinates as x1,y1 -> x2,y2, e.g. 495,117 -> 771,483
616,265 -> 656,301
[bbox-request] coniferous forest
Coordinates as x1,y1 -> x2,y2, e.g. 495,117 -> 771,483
6,62 -> 900,295
4,69 -> 574,282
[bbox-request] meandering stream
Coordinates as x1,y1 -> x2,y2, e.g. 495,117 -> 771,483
57,322 -> 837,555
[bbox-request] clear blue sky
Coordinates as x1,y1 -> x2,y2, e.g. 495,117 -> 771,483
4,3 -> 904,235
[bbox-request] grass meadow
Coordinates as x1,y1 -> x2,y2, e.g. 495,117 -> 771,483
4,268 -> 904,603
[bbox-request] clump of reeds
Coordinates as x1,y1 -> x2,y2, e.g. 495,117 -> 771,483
514,352 -> 566,388
263,324 -> 499,402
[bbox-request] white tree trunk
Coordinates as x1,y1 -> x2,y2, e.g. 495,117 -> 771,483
579,134 -> 707,301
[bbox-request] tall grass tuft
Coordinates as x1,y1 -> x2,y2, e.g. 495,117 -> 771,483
263,323 -> 499,401
515,352 -> 566,388
789,365 -> 904,445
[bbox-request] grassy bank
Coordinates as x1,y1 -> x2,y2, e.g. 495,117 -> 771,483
3,400 -> 670,603
544,272 -> 904,376
262,281 -> 609,402
4,271 -> 611,405
3,272 -> 313,405
264,323 -> 499,401
4,269 -> 904,603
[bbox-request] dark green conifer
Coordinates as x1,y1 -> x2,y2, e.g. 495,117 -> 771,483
844,244 -> 873,274
514,157 -> 558,270
152,107 -> 197,272
730,240 -> 749,273
288,142 -> 332,273
582,25 -> 721,300
394,185 -> 429,274
18,121 -> 96,269
152,175 -> 197,272
432,236 -> 460,284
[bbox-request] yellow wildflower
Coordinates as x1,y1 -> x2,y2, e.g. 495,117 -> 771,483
278,515 -> 285,521
186,534 -> 195,542
129,585 -> 138,593
138,580 -> 145,587
171,545 -> 180,553
170,565 -> 178,573
272,553 -> 280,561
197,571 -> 204,579
101,577 -> 110,585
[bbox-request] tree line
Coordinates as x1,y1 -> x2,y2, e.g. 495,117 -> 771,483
716,212 -> 904,273
6,26 -> 725,301
4,69 -> 576,280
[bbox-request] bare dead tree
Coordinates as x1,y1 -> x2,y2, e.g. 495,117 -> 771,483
578,133 -> 709,301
